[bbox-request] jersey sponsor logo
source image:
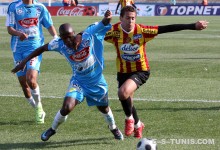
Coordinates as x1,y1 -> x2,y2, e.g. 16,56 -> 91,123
75,55 -> 96,72
70,47 -> 90,62
106,31 -> 120,38
142,28 -> 157,34
121,54 -> 141,61
120,43 -> 139,54
133,34 -> 142,40
18,18 -> 38,28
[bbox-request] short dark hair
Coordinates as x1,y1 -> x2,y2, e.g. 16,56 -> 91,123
120,6 -> 137,17
59,23 -> 74,35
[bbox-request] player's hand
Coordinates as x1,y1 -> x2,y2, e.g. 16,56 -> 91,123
18,32 -> 28,41
195,20 -> 209,30
104,10 -> 112,19
115,10 -> 118,15
11,61 -> 26,74
102,10 -> 112,25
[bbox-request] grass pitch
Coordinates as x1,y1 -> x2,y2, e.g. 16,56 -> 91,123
0,16 -> 220,150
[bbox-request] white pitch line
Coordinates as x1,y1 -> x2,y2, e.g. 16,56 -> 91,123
0,94 -> 220,103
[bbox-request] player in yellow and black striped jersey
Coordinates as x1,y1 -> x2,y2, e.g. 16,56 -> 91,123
104,6 -> 208,139
115,0 -> 138,14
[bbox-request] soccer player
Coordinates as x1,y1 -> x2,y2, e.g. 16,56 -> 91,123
11,10 -> 124,141
115,0 -> 139,15
104,6 -> 208,139
6,0 -> 58,124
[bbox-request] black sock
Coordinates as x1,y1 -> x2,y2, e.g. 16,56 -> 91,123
120,97 -> 132,117
132,106 -> 139,124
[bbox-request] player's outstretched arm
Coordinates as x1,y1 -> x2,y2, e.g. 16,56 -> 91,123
11,44 -> 49,74
158,20 -> 209,34
102,10 -> 112,26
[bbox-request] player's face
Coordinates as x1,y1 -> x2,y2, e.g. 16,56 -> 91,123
120,11 -> 136,32
60,32 -> 75,49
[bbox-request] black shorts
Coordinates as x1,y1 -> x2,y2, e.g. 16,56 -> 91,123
117,71 -> 150,88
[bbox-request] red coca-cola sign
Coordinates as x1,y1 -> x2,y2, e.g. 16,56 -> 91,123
47,6 -> 97,16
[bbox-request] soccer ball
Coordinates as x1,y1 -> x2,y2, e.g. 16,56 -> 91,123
136,138 -> 157,150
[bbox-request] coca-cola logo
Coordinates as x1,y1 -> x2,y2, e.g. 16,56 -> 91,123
18,18 -> 38,28
70,47 -> 90,61
57,6 -> 96,16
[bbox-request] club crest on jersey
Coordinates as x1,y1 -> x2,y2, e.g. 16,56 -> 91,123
120,43 -> 139,54
16,8 -> 24,15
121,54 -> 140,61
18,18 -> 38,28
70,47 -> 90,62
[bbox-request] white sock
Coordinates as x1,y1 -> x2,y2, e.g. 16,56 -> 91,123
52,110 -> 68,131
26,96 -> 36,108
134,120 -> 141,128
126,115 -> 134,120
101,107 -> 117,130
31,85 -> 41,107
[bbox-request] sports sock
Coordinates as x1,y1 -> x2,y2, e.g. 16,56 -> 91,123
101,107 -> 117,130
52,110 -> 68,130
132,106 -> 139,124
134,120 -> 141,128
31,85 -> 41,107
126,115 -> 134,120
120,97 -> 132,117
26,96 -> 36,108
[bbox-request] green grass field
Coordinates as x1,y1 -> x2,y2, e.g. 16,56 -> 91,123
0,16 -> 220,150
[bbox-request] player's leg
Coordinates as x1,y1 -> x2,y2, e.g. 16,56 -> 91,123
118,78 -> 137,137
41,80 -> 83,141
18,75 -> 36,108
41,96 -> 79,141
85,75 -> 123,140
25,54 -> 45,124
129,71 -> 150,138
13,52 -> 36,108
117,71 -> 149,138
97,105 -> 124,140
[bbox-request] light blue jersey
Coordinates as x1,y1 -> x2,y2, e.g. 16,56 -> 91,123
6,0 -> 54,52
48,21 -> 111,85
48,22 -> 111,106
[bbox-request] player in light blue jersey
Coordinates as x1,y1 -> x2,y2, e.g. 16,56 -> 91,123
6,0 -> 58,124
12,10 -> 124,141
